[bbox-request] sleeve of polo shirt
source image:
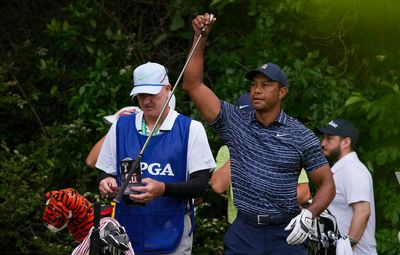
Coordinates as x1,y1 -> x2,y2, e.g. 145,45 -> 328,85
95,122 -> 117,175
214,145 -> 230,172
210,101 -> 233,143
187,120 -> 216,174
300,129 -> 328,173
297,169 -> 309,184
342,163 -> 373,205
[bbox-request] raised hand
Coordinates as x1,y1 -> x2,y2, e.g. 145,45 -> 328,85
192,13 -> 216,37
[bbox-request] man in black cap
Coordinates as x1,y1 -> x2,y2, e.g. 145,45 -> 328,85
183,13 -> 335,255
316,119 -> 377,254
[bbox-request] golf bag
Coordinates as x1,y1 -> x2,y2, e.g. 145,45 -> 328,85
308,209 -> 340,255
73,216 -> 135,255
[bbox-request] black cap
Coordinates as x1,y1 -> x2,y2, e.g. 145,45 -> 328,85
316,119 -> 359,145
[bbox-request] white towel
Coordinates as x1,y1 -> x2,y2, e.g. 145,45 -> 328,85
72,217 -> 135,255
336,236 -> 353,255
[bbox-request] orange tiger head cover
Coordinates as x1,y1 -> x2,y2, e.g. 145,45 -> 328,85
43,188 -> 94,242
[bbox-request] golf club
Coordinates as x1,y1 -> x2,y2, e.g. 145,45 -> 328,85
114,14 -> 215,203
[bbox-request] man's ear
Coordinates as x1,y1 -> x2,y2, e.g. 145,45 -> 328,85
341,137 -> 352,150
279,86 -> 288,99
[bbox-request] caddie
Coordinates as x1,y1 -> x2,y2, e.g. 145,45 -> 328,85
96,62 -> 216,255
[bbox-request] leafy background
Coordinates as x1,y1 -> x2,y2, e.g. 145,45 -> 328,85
0,0 -> 399,254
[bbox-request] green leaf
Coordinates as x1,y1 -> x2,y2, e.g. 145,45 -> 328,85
153,33 -> 167,46
62,20 -> 69,31
86,45 -> 94,54
90,19 -> 96,28
170,14 -> 184,31
85,36 -> 96,42
50,85 -> 58,96
391,210 -> 399,224
105,28 -> 112,39
393,83 -> 399,92
47,18 -> 60,32
376,150 -> 387,165
39,59 -> 46,70
345,95 -> 365,106
79,86 -> 85,95
46,158 -> 55,168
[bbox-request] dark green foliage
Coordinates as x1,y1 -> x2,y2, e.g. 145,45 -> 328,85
0,119 -> 96,253
1,0 -> 399,254
193,192 -> 229,255
345,78 -> 400,255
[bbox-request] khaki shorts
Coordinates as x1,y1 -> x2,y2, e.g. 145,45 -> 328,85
162,214 -> 193,255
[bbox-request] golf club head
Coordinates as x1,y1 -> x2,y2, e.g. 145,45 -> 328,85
114,234 -> 130,251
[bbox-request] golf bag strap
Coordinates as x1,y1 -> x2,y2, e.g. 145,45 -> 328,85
89,202 -> 101,255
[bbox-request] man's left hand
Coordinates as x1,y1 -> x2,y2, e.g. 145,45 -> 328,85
284,208 -> 313,245
129,178 -> 165,203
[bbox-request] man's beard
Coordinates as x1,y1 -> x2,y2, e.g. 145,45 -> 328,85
325,146 -> 341,165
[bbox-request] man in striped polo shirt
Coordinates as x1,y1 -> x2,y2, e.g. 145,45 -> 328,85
183,13 -> 335,254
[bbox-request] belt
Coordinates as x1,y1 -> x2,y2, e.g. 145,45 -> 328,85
237,211 -> 298,226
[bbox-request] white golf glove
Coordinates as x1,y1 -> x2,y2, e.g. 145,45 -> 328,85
284,208 -> 313,245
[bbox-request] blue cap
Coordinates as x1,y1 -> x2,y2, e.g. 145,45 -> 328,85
316,119 -> 359,145
235,93 -> 253,112
245,63 -> 288,87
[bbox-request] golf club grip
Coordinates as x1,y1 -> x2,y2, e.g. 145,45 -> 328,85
200,14 -> 214,33
114,155 -> 142,203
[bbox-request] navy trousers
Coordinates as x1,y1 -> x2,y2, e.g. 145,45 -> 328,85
224,215 -> 308,255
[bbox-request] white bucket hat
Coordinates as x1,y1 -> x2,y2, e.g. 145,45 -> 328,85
130,62 -> 170,97
103,106 -> 141,125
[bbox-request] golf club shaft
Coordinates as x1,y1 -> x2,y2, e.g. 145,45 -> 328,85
141,14 -> 213,149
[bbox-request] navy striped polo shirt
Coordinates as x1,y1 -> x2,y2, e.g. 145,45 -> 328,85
211,101 -> 328,215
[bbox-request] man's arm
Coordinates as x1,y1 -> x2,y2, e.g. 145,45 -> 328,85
129,170 -> 210,203
348,201 -> 371,247
86,135 -> 106,168
182,13 -> 220,123
297,183 -> 310,205
297,169 -> 311,205
210,160 -> 231,194
307,164 -> 336,218
285,164 -> 335,245
88,107 -> 138,168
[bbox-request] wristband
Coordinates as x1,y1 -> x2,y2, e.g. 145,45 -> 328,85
349,236 -> 358,247
97,171 -> 114,186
